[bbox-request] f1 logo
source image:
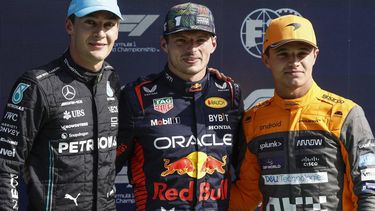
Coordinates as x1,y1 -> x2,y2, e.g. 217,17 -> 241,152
120,15 -> 159,36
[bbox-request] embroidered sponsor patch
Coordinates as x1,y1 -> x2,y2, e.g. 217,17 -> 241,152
153,97 -> 174,113
12,83 -> 30,104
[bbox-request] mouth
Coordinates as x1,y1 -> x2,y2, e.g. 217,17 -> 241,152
89,42 -> 106,49
284,69 -> 304,75
183,56 -> 200,64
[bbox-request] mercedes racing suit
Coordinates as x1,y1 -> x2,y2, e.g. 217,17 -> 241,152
230,82 -> 375,211
0,51 -> 120,210
116,67 -> 243,210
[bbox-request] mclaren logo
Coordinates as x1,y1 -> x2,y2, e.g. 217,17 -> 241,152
286,22 -> 301,30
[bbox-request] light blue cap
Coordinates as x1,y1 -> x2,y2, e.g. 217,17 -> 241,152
67,0 -> 123,20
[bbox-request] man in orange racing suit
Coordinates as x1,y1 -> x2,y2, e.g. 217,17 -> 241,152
116,2 -> 243,211
230,15 -> 375,210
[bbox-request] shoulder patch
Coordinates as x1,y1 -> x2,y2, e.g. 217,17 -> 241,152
320,93 -> 345,104
254,98 -> 272,109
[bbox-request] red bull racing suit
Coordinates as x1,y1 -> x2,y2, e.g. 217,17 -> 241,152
230,82 -> 375,211
116,67 -> 243,210
0,51 -> 120,210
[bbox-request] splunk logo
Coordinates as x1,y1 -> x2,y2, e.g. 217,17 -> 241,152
258,139 -> 284,152
58,136 -> 116,154
119,15 -> 159,36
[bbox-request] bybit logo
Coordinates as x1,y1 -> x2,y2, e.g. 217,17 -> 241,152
120,15 -> 159,36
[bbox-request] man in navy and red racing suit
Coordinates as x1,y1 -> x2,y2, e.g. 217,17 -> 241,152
116,3 -> 244,210
0,0 -> 123,210
116,66 -> 243,210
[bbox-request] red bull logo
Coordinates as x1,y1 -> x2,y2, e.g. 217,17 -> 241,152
201,155 -> 227,174
155,152 -> 229,202
153,179 -> 228,202
189,83 -> 202,92
160,152 -> 227,179
161,157 -> 194,176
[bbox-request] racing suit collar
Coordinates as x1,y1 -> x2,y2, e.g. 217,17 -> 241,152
162,65 -> 209,94
273,82 -> 321,109
62,50 -> 105,84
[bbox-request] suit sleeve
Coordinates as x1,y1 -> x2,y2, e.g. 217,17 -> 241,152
341,105 -> 375,210
229,109 -> 262,210
231,82 -> 245,177
0,75 -> 46,210
115,84 -> 136,174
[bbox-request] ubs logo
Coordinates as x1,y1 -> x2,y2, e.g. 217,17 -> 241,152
240,8 -> 301,58
62,85 -> 76,100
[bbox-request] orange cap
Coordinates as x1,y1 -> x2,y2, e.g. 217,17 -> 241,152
263,15 -> 317,53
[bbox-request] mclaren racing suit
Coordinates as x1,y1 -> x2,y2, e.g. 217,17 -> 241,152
230,82 -> 375,211
116,67 -> 243,210
0,51 -> 120,210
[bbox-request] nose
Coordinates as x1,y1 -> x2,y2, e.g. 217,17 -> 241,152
186,39 -> 199,52
94,26 -> 106,38
287,53 -> 300,66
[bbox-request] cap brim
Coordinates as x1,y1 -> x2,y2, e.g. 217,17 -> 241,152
269,39 -> 317,49
164,28 -> 215,36
74,6 -> 123,20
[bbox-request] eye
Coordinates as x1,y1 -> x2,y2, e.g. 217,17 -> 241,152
84,20 -> 96,27
175,38 -> 186,45
297,51 -> 309,59
197,38 -> 208,44
276,52 -> 288,58
104,21 -> 117,29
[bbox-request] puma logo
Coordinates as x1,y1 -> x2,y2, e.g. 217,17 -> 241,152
64,193 -> 80,206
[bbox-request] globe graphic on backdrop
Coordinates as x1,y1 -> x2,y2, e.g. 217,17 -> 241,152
240,8 -> 301,59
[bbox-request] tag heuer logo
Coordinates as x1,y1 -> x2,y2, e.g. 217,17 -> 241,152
153,97 -> 174,113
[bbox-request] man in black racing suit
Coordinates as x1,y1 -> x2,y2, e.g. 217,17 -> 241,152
116,2 -> 244,210
0,0 -> 122,210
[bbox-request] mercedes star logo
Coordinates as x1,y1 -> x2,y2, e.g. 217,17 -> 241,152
62,85 -> 76,100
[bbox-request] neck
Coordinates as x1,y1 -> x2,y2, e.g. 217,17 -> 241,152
168,65 -> 206,82
276,81 -> 314,99
69,49 -> 103,73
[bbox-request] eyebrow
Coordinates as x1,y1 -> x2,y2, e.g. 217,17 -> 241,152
275,46 -> 312,53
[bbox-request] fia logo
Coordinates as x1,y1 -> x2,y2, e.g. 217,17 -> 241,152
12,83 -> 30,104
240,8 -> 301,58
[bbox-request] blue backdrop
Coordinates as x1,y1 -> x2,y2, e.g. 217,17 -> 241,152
1,1 -> 375,210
